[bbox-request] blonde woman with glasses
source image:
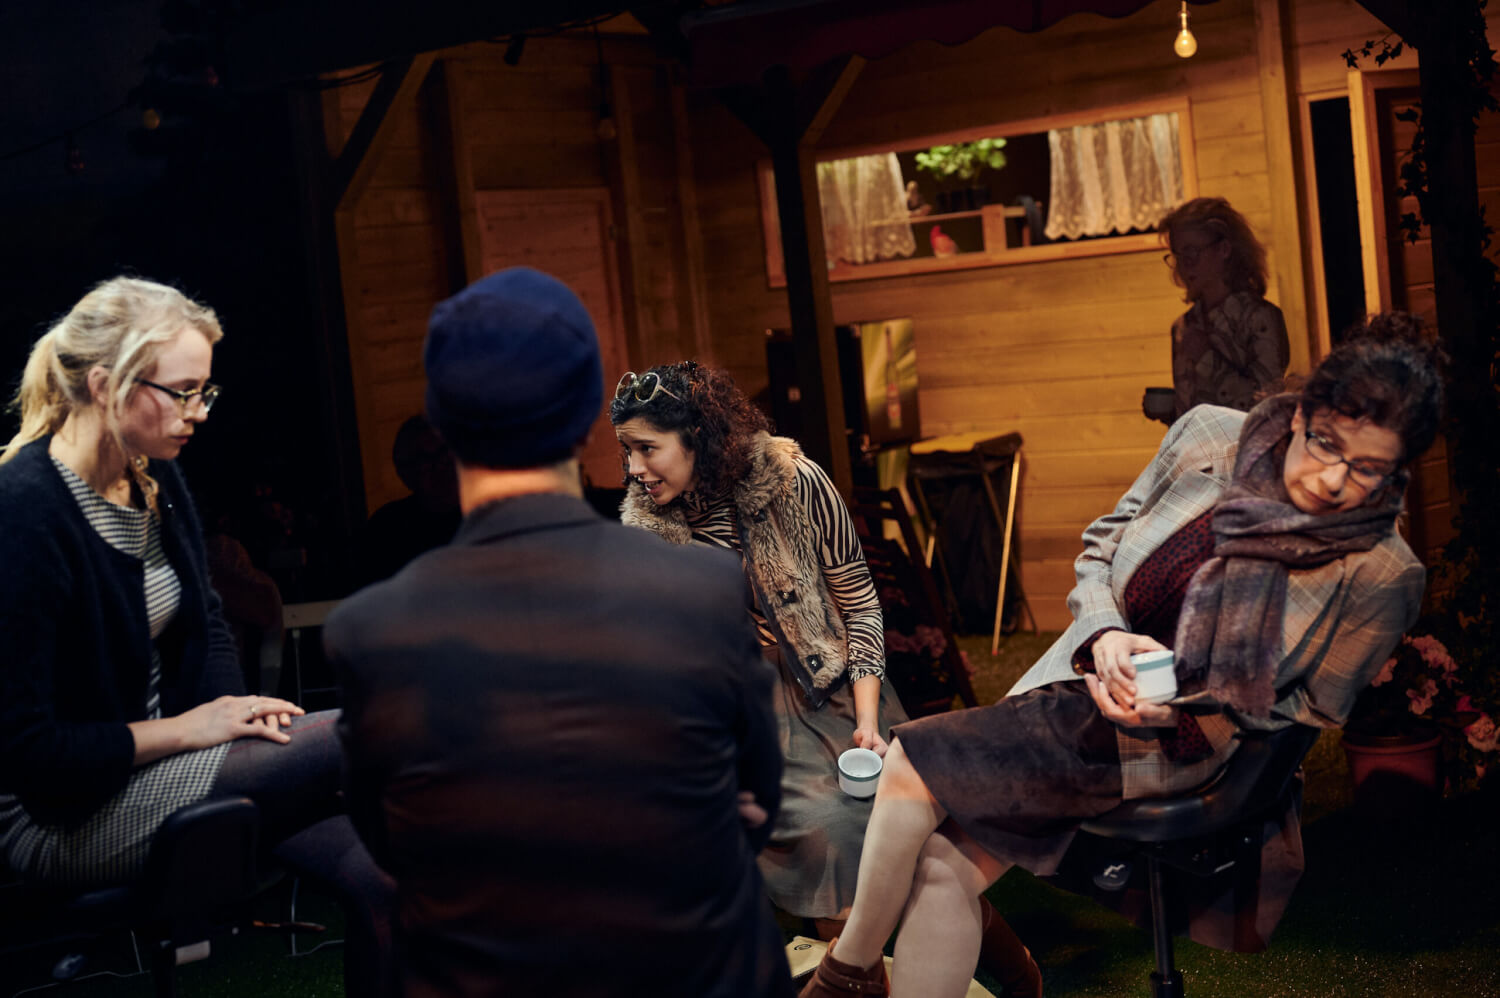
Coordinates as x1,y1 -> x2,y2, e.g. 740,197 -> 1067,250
0,277 -> 392,996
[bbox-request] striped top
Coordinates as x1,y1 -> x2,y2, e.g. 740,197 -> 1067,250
53,457 -> 181,718
683,455 -> 885,683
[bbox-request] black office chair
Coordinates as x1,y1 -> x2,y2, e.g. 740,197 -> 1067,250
1,796 -> 262,998
1076,724 -> 1321,998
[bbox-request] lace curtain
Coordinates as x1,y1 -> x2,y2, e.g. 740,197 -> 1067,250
1044,112 -> 1183,241
817,152 -> 917,265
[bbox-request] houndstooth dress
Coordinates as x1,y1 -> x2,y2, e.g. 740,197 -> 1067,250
0,459 -> 229,885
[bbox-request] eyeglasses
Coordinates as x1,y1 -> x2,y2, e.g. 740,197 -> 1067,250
137,378 -> 221,414
1163,236 -> 1222,269
614,371 -> 681,404
1303,429 -> 1397,490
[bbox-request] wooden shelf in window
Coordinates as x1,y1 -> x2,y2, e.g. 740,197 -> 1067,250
871,207 -> 1026,227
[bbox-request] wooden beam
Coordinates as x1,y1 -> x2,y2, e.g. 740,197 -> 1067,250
333,54 -> 436,212
425,59 -> 484,289
752,60 -> 865,496
1352,0 -> 1416,42
1254,0 -> 1311,371
795,55 -> 864,145
286,85 -> 368,539
1411,4 -> 1485,471
669,78 -> 715,363
605,65 -> 651,369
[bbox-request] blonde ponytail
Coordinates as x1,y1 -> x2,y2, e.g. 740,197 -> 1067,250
0,277 -> 224,480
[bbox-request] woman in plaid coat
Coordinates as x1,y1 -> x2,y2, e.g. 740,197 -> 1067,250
801,314 -> 1444,998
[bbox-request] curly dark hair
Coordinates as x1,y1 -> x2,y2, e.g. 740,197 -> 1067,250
1159,196 -> 1269,298
1300,311 -> 1447,461
607,361 -> 771,497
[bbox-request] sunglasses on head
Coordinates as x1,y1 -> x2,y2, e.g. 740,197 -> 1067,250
614,371 -> 681,404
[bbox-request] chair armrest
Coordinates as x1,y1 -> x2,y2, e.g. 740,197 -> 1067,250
142,796 -> 260,920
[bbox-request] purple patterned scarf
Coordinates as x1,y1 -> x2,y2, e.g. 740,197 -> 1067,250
1173,395 -> 1407,716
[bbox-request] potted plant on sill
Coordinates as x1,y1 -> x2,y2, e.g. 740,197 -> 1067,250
914,137 -> 1007,214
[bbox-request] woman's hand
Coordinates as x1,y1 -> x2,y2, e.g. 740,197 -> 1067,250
1090,630 -> 1168,710
176,695 -> 303,750
736,790 -> 769,829
1084,673 -> 1178,728
852,725 -> 889,757
130,695 -> 305,767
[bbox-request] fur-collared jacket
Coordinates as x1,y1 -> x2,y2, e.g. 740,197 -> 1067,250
620,433 -> 856,709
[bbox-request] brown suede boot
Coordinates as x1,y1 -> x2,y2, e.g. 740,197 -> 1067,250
797,938 -> 890,997
978,897 -> 1043,997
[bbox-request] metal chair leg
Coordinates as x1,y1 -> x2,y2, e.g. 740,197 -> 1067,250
1146,855 -> 1185,998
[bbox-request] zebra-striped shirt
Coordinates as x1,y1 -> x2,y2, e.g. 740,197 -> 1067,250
683,455 -> 886,683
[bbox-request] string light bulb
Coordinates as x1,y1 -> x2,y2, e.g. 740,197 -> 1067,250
1173,2 -> 1198,59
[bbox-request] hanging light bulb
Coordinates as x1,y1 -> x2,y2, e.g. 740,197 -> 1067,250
1173,1 -> 1198,59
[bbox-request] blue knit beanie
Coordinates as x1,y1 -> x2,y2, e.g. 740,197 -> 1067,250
423,267 -> 603,469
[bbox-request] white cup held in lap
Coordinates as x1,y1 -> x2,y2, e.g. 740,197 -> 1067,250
1130,650 -> 1178,705
837,747 -> 883,799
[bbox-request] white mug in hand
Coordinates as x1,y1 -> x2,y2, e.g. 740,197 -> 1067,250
837,747 -> 883,799
1130,650 -> 1177,705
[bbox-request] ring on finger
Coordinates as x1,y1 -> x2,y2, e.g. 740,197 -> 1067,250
248,699 -> 259,720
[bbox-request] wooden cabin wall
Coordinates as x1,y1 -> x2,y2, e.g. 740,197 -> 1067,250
1287,1 -> 1500,572
324,36 -> 700,513
688,0 -> 1289,631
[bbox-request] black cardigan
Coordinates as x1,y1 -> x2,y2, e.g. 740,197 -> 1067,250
0,437 -> 242,824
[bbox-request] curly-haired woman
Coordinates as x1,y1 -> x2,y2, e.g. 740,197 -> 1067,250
1150,196 -> 1291,424
608,363 -> 918,939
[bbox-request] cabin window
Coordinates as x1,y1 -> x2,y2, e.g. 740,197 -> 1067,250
757,97 -> 1197,286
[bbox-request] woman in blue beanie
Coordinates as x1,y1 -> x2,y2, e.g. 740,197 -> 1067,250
0,277 -> 392,996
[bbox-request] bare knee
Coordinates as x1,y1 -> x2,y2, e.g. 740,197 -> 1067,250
876,737 -> 937,807
910,834 -> 966,895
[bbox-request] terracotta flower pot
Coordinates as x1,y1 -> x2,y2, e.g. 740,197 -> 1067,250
1341,728 -> 1442,813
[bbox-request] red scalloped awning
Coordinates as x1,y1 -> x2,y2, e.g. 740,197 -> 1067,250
680,0 -> 1218,87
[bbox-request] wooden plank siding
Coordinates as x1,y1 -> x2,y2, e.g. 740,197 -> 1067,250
1285,2 -> 1500,572
688,0 -> 1289,629
317,0 -> 1498,631
325,37 -> 702,513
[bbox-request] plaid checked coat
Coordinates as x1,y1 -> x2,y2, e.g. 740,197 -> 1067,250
1009,404 -> 1425,800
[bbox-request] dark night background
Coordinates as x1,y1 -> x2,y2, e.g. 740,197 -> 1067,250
1,0 -> 358,599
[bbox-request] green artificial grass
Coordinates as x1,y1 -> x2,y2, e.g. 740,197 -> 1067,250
12,631 -> 1498,996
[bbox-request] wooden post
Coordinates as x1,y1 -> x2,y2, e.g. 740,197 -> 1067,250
1409,2 -> 1491,523
713,58 -> 863,495
331,55 -> 436,516
669,78 -> 715,364
604,65 -> 651,369
1254,0 -> 1312,370
286,86 -> 368,544
425,59 -> 484,289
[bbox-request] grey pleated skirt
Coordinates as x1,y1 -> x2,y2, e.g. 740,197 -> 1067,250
756,651 -> 909,919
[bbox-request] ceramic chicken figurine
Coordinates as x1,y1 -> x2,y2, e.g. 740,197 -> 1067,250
930,224 -> 958,257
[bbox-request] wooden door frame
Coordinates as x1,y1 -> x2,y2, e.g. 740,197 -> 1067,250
1348,67 -> 1422,317
1296,86 -> 1348,362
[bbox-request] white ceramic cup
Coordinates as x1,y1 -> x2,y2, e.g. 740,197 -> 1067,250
837,747 -> 883,799
1130,650 -> 1178,705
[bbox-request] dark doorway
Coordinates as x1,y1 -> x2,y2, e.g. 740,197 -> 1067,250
1310,97 -> 1367,344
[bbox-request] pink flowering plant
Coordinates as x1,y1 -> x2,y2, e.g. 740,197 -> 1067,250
1350,628 -> 1498,794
